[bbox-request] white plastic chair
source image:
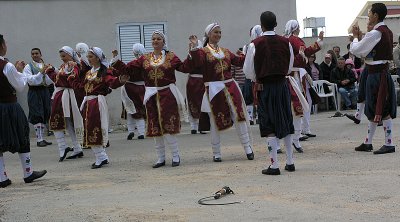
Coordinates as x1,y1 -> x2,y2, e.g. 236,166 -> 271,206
312,80 -> 338,113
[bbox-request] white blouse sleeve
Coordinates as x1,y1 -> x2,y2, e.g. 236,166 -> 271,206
23,64 -> 54,85
288,42 -> 294,74
243,43 -> 256,81
350,30 -> 382,58
3,63 -> 27,92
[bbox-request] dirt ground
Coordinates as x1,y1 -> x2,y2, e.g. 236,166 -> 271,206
1,111 -> 400,222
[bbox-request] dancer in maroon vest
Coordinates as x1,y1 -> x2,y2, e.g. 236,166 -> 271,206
0,34 -> 46,188
351,3 -> 396,154
244,11 -> 294,175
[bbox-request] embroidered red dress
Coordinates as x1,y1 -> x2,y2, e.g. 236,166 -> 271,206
121,67 -> 146,120
113,51 -> 191,137
186,68 -> 205,119
47,63 -> 81,131
189,46 -> 246,131
287,35 -> 321,116
69,67 -> 124,146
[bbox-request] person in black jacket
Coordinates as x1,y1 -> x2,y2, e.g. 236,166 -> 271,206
320,53 -> 335,81
330,57 -> 357,109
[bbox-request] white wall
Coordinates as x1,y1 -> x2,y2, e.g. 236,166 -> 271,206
303,36 -> 350,64
1,0 -> 296,126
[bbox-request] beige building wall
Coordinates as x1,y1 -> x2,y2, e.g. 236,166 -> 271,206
1,0 -> 296,126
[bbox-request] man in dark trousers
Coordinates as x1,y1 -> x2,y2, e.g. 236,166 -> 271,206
244,11 -> 294,175
0,34 -> 47,188
23,48 -> 53,147
350,3 -> 396,155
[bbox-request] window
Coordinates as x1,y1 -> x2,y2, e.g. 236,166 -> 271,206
116,22 -> 167,63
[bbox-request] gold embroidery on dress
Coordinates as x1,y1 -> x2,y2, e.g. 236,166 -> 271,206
89,127 -> 100,143
84,82 -> 94,94
189,102 -> 198,115
164,115 -> 177,132
148,119 -> 159,135
149,69 -> 165,80
222,48 -> 230,60
217,112 -> 231,126
204,48 -> 216,62
143,57 -> 151,69
50,114 -> 60,129
215,60 -> 228,74
162,52 -> 174,69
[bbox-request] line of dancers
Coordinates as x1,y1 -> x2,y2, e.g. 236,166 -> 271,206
0,3 -> 396,188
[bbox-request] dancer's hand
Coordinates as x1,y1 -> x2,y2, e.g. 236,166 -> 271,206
189,35 -> 198,50
44,65 -> 54,74
318,31 -> 324,40
15,60 -> 26,72
374,115 -> 382,123
119,74 -> 129,84
352,24 -> 360,38
112,50 -> 118,58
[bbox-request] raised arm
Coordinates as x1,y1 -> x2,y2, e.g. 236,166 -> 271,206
111,57 -> 143,79
104,68 -> 128,89
3,61 -> 27,92
229,49 -> 245,67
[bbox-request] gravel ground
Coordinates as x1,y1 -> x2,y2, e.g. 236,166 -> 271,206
1,111 -> 399,222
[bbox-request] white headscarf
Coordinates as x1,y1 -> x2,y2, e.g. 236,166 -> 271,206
250,25 -> 263,41
152,30 -> 168,51
59,46 -> 80,64
132,43 -> 146,59
76,43 -> 89,57
203,23 -> 220,44
284,20 -> 300,37
89,47 -> 109,68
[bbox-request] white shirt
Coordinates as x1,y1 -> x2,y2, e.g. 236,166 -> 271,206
350,22 -> 387,65
22,61 -> 53,86
0,56 -> 27,92
243,31 -> 294,81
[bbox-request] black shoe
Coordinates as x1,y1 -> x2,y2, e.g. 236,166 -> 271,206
299,135 -> 308,141
191,130 -> 197,134
199,131 -> 207,134
47,131 -> 54,136
373,145 -> 395,154
277,149 -> 283,154
345,114 -> 361,124
138,135 -> 145,139
246,152 -> 254,160
285,164 -> 295,172
0,179 -> 12,188
24,170 -> 47,183
378,121 -> 383,126
355,143 -> 373,152
59,147 -> 73,162
91,159 -> 109,169
127,132 -> 135,140
37,141 -> 47,147
66,151 -> 84,159
106,141 -> 110,148
152,161 -> 166,168
250,120 -> 255,125
293,143 -> 303,153
213,156 -> 222,162
43,140 -> 52,145
172,158 -> 180,167
305,133 -> 316,138
262,166 -> 280,175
